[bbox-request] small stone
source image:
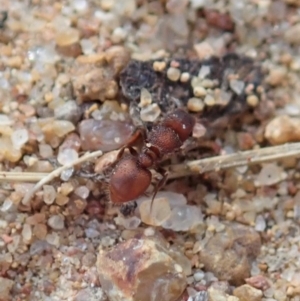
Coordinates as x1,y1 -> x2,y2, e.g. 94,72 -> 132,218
140,103 -> 161,122
180,72 -> 190,82
187,97 -> 205,112
153,61 -> 166,72
56,28 -> 80,47
97,237 -> 187,301
284,23 -> 300,44
194,42 -> 215,60
39,144 -> 53,158
71,63 -> 118,102
199,223 -> 261,285
78,119 -> 133,151
207,287 -> 232,301
139,88 -> 152,107
57,148 -> 79,165
193,86 -> 207,97
204,94 -> 216,106
233,284 -> 263,301
266,67 -> 287,86
265,115 -> 300,145
74,186 -> 90,199
5,56 -> 22,68
245,275 -> 270,291
47,215 -> 65,230
11,129 -> 29,149
247,95 -> 259,107
54,100 -> 81,124
22,224 -> 32,242
43,185 -> 56,205
167,67 -> 181,81
230,80 -> 245,95
255,163 -> 286,187
139,197 -> 172,226
0,277 -> 14,300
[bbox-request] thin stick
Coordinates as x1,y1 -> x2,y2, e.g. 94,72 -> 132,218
21,150 -> 103,205
167,142 -> 300,179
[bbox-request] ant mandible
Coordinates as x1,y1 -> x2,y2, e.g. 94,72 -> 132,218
108,108 -> 195,211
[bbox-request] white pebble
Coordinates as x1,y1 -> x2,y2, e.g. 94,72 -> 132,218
39,144 -> 53,158
11,129 -> 29,149
74,186 -> 90,199
140,103 -> 161,122
57,148 -> 79,165
48,215 -> 65,230
22,224 -> 32,241
255,163 -> 286,187
0,114 -> 13,125
255,215 -> 266,232
43,185 -> 56,205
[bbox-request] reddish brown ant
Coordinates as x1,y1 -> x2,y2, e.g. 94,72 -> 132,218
108,108 -> 195,212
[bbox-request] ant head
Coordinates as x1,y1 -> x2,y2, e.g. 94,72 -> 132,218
162,109 -> 195,142
109,155 -> 152,204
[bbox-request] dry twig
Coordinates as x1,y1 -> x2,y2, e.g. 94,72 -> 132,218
21,150 -> 103,205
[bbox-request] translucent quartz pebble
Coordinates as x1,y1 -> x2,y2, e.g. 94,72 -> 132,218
43,185 -> 56,205
139,197 -> 172,226
115,215 -> 141,230
255,163 -> 286,187
60,168 -> 74,181
78,119 -> 133,151
57,148 -> 79,165
162,205 -> 204,232
136,191 -> 187,208
11,129 -> 29,149
97,237 -> 187,301
0,114 -> 13,125
54,100 -> 81,124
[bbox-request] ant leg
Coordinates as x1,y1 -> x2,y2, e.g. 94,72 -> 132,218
149,167 -> 168,212
116,128 -> 146,161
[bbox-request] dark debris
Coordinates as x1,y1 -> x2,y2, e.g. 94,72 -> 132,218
119,53 -> 266,122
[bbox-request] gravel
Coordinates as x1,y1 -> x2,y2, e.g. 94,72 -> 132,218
0,0 -> 300,300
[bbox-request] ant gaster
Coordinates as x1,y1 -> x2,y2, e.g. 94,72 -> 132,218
109,109 -> 195,208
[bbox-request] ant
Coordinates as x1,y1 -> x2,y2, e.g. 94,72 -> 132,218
108,108 -> 195,214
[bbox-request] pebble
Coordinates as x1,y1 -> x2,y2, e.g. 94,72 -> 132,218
199,223 -> 261,285
233,284 -> 263,301
167,67 -> 181,81
140,103 -> 161,122
39,144 -> 53,158
193,86 -> 207,97
71,62 -> 118,102
265,115 -> 300,145
246,95 -> 259,107
54,100 -> 81,124
43,185 -> 57,205
139,88 -> 152,107
187,97 -> 205,112
11,129 -> 29,149
284,23 -> 300,44
255,163 -> 286,187
0,277 -> 14,300
266,67 -> 287,86
47,215 -> 65,230
97,237 -> 187,301
78,119 -> 134,151
230,79 -> 245,95
57,148 -> 79,165
153,61 -> 167,72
